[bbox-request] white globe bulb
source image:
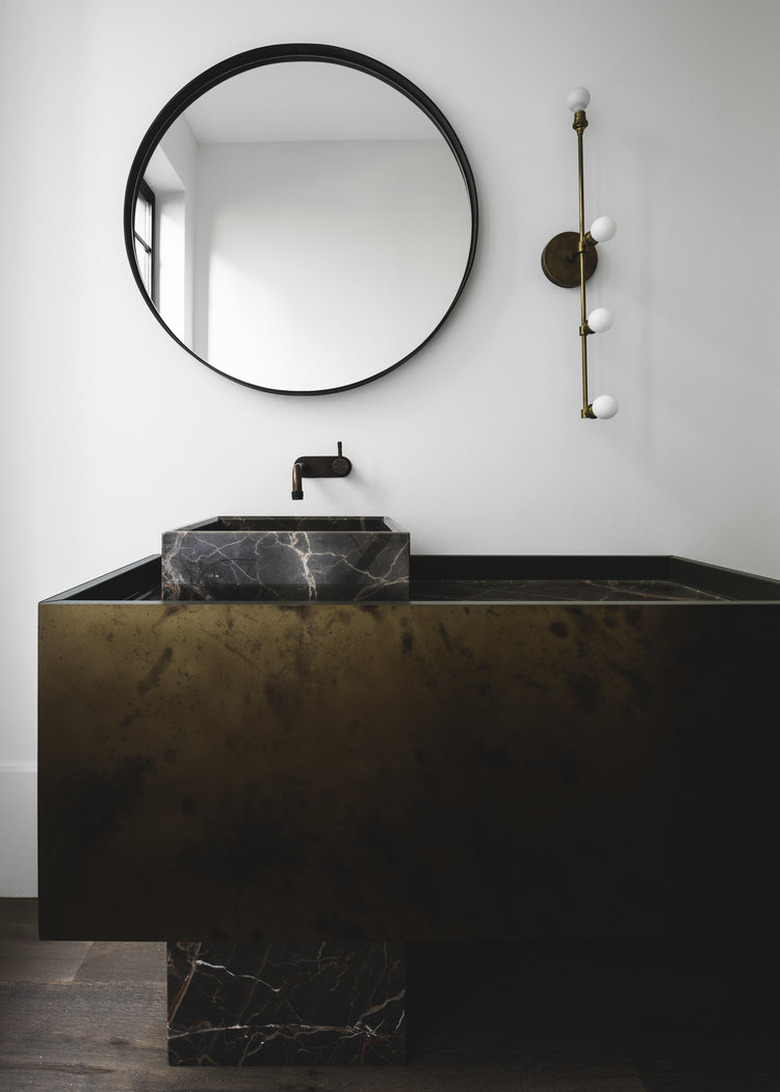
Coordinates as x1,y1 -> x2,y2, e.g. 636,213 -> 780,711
587,307 -> 614,333
590,216 -> 617,242
567,87 -> 591,112
592,395 -> 619,419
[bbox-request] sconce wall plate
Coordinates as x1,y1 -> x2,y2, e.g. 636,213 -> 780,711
541,231 -> 597,289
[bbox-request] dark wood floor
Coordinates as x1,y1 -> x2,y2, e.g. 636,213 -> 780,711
1,899 -> 778,1091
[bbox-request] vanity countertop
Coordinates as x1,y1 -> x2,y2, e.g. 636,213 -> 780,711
41,552 -> 780,604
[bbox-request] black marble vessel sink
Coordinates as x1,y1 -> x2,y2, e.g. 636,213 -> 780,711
161,516 -> 410,601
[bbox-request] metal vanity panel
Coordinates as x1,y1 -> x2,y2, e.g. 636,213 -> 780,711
38,599 -> 777,942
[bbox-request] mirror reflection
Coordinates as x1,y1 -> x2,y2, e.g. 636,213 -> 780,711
127,48 -> 478,394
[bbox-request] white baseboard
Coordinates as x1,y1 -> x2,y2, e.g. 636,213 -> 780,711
0,765 -> 38,896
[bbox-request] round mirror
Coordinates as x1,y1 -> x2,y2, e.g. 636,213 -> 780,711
124,44 -> 478,395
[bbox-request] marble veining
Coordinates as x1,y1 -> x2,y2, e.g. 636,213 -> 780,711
167,940 -> 405,1066
161,517 -> 409,602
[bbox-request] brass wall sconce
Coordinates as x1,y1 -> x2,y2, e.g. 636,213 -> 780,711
542,87 -> 618,419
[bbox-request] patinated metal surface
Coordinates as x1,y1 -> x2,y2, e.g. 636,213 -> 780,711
38,599 -> 777,941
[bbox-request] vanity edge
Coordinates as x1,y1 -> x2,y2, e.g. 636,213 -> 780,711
40,553 -> 780,604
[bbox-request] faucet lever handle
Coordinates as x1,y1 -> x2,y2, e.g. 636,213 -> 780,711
332,440 -> 352,476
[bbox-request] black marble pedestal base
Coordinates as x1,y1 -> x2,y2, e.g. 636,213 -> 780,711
167,941 -> 406,1066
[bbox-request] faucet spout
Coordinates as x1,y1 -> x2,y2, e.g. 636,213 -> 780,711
292,461 -> 304,500
291,442 -> 351,500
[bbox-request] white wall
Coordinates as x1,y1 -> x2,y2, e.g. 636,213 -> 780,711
2,0 -> 779,895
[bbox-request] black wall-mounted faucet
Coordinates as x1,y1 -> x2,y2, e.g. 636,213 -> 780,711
292,441 -> 352,500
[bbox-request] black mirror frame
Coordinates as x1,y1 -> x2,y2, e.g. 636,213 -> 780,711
123,42 -> 479,396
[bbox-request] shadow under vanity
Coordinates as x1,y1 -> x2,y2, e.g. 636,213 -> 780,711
38,542 -> 780,1065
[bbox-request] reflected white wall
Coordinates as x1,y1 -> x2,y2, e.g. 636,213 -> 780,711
193,139 -> 469,389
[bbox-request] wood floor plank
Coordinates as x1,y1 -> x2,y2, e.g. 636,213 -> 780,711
0,1066 -> 646,1092
0,980 -> 164,1048
0,980 -> 165,1091
0,898 -> 92,984
0,938 -> 92,984
74,940 -> 165,983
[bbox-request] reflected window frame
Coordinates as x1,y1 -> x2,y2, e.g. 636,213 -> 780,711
133,179 -> 157,303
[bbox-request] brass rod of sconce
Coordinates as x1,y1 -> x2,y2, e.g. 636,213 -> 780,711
541,91 -> 617,420
580,315 -> 591,416
575,111 -> 594,419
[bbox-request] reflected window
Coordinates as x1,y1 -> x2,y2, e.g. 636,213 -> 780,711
133,180 -> 156,301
